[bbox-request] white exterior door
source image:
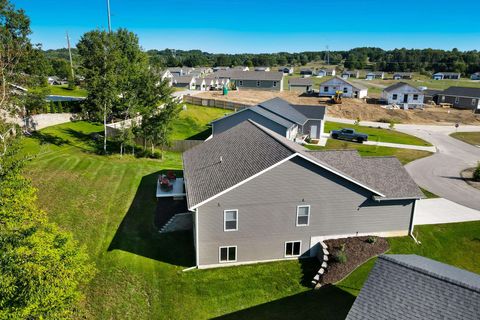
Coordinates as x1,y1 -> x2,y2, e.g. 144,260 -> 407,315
310,125 -> 318,139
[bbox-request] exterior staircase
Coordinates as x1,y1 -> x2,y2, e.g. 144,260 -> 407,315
311,240 -> 329,289
159,212 -> 192,233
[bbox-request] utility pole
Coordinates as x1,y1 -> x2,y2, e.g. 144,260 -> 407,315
106,0 -> 112,32
326,45 -> 330,65
66,31 -> 75,81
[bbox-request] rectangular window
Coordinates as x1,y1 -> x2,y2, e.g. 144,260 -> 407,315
273,81 -> 277,87
296,205 -> 310,226
413,94 -> 418,100
224,209 -> 238,231
285,241 -> 301,257
472,99 -> 476,106
343,87 -> 348,93
239,80 -> 243,86
219,246 -> 237,263
392,94 -> 398,100
455,97 -> 460,103
324,86 -> 329,92
256,81 -> 261,87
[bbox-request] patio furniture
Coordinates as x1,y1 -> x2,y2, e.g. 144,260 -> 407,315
167,171 -> 176,181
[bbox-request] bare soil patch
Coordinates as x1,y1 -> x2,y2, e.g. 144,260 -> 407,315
460,168 -> 480,191
321,236 -> 389,285
196,90 -> 480,125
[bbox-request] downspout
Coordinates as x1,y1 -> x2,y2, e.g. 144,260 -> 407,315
408,200 -> 421,244
195,207 -> 199,268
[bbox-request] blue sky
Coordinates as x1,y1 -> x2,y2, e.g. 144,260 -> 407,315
13,0 -> 480,53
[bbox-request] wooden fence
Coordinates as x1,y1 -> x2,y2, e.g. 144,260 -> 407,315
183,95 -> 252,110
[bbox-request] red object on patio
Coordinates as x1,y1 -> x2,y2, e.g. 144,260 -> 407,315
167,171 -> 176,180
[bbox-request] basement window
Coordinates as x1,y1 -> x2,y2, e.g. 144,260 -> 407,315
285,241 -> 301,257
219,246 -> 237,263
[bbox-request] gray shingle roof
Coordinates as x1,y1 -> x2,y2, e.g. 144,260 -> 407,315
173,75 -> 194,84
258,98 -> 308,125
383,82 -> 421,93
346,254 -> 480,320
183,121 -> 422,209
288,78 -> 313,86
230,71 -> 283,81
321,76 -> 368,90
291,105 -> 326,120
441,86 -> 480,98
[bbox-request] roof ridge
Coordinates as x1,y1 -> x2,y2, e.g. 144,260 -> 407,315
248,120 -> 303,154
380,255 -> 480,293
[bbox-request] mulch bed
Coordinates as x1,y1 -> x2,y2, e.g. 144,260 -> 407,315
321,236 -> 389,285
461,168 -> 480,191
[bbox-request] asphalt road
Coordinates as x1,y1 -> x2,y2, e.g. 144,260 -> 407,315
327,117 -> 480,211
400,124 -> 480,211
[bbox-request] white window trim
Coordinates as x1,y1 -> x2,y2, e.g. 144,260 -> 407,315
219,245 -> 237,263
224,209 -> 238,232
284,241 -> 302,258
273,81 -> 277,87
296,205 -> 310,226
455,97 -> 460,103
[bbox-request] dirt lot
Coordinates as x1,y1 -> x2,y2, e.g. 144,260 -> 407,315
196,90 -> 480,124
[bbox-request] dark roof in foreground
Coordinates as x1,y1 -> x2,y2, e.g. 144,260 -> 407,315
183,121 -> 423,209
291,104 -> 326,120
257,98 -> 308,125
347,254 -> 480,320
441,86 -> 480,98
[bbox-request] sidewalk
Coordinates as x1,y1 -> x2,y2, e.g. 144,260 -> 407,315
414,198 -> 480,226
363,140 -> 437,152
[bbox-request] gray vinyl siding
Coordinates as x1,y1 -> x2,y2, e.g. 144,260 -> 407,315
212,109 -> 289,137
234,79 -> 283,91
196,156 -> 414,266
289,85 -> 312,92
302,119 -> 323,139
438,95 -> 479,111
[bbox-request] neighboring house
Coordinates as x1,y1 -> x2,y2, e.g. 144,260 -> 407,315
213,66 -> 230,72
168,67 -> 194,77
254,66 -> 271,72
278,66 -> 294,75
432,72 -> 461,80
232,66 -> 249,71
160,70 -> 173,86
365,72 -> 384,80
300,68 -> 314,77
346,254 -> 480,320
47,76 -> 67,85
319,76 -> 368,98
231,71 -> 284,91
436,86 -> 480,112
172,76 -> 196,90
470,72 -> 480,80
190,67 -> 213,78
194,78 -> 206,91
341,70 -> 359,79
288,78 -> 313,93
382,82 -> 424,108
393,72 -> 413,80
203,78 -> 216,90
211,97 -> 326,140
216,78 -> 230,89
182,121 -> 423,268
422,89 -> 443,104
317,69 -> 336,77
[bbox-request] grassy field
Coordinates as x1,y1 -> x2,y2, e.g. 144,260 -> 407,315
450,132 -> 480,146
324,121 -> 432,146
47,84 -> 88,97
306,139 -> 432,165
171,104 -> 231,140
20,121 -> 478,319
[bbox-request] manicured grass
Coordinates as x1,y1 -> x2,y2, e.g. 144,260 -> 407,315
171,104 -> 231,140
338,221 -> 480,296
47,84 -> 88,97
21,122 -> 478,319
419,187 -> 440,199
324,121 -> 432,146
306,139 -> 432,165
450,132 -> 480,146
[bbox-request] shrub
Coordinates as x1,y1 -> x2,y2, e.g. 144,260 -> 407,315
389,120 -> 395,130
366,236 -> 377,244
354,117 -> 361,126
474,162 -> 480,182
333,250 -> 347,264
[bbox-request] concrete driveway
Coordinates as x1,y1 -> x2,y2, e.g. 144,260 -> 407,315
327,116 -> 480,211
414,198 -> 480,225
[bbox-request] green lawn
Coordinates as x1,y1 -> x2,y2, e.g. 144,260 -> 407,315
324,122 -> 432,146
47,84 -> 88,97
306,139 -> 432,165
20,122 -> 478,319
450,132 -> 480,146
171,104 -> 231,140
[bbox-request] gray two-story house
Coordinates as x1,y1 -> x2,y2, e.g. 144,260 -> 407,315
183,121 -> 424,269
230,71 -> 284,91
211,98 -> 326,140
